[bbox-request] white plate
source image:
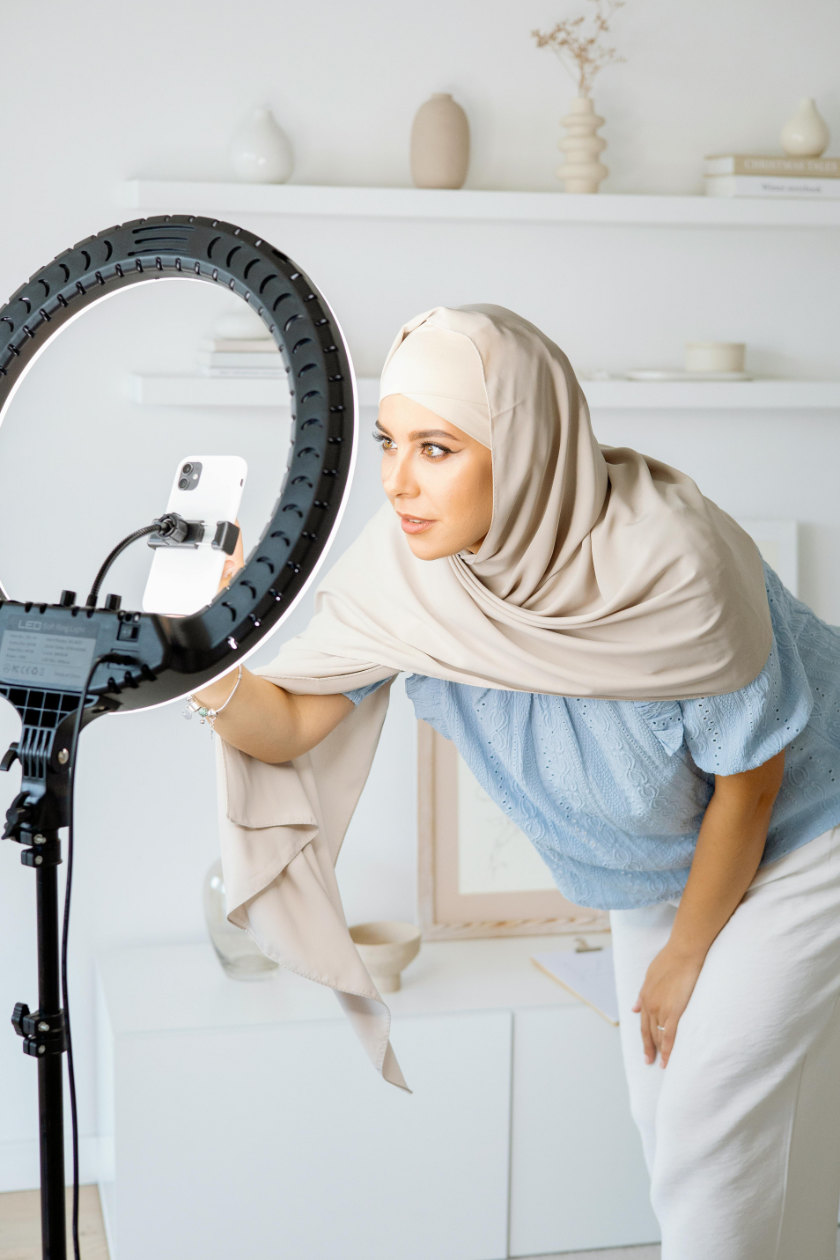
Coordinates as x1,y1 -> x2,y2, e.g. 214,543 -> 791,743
624,369 -> 753,382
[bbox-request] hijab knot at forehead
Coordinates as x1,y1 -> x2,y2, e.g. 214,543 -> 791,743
379,320 -> 492,448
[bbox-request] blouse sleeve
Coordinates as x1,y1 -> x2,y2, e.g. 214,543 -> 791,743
344,678 -> 390,706
678,623 -> 814,776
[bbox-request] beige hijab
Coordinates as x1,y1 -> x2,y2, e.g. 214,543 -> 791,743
216,304 -> 772,1093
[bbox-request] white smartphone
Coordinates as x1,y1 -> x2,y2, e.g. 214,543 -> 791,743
142,454 -> 247,616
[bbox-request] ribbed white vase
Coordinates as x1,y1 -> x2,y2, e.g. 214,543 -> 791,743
230,105 -> 294,183
556,95 -> 608,194
780,97 -> 830,158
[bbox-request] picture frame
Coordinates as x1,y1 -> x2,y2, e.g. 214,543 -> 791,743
417,519 -> 798,941
417,721 -> 610,941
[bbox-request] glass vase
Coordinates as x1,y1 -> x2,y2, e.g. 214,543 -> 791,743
202,857 -> 279,980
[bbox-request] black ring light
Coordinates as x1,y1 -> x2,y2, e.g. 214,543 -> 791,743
0,215 -> 357,1260
0,213 -> 357,711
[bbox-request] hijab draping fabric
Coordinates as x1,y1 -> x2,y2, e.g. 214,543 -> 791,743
215,303 -> 773,1093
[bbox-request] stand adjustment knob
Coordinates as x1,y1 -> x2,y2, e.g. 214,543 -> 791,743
10,1004 -> 66,1055
58,590 -> 76,607
11,1002 -> 30,1035
0,744 -> 19,773
3,790 -> 31,840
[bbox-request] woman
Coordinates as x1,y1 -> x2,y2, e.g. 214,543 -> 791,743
192,304 -> 840,1259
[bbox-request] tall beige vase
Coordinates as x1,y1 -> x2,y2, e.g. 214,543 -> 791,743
410,92 -> 470,188
557,95 -> 608,193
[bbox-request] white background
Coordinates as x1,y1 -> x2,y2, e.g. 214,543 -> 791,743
0,0 -> 838,1188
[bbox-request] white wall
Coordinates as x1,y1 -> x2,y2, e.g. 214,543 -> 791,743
0,0 -> 838,1191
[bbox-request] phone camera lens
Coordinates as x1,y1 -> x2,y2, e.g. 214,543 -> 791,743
182,463 -> 193,475
178,477 -> 190,490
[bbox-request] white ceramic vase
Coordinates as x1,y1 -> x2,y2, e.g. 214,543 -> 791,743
230,105 -> 294,183
557,95 -> 608,193
410,92 -> 470,189
780,97 -> 830,158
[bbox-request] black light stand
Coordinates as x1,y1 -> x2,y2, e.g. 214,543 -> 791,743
0,215 -> 357,1258
2,666 -> 122,1259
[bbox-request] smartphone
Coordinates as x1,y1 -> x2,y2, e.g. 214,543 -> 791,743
142,455 -> 247,616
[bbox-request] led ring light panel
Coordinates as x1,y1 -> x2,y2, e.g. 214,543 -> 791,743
0,215 -> 357,710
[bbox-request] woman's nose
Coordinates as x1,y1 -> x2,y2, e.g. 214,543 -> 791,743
382,450 -> 417,498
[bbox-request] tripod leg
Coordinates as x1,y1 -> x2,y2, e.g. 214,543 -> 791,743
35,857 -> 66,1260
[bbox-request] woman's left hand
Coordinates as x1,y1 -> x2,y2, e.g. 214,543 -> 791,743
632,943 -> 706,1068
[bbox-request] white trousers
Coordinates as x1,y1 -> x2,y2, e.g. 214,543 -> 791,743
609,823 -> 840,1260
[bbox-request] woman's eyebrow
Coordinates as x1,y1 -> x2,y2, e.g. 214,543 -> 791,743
375,421 -> 459,442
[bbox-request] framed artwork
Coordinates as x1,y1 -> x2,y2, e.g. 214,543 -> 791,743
417,722 -> 610,940
417,519 -> 798,941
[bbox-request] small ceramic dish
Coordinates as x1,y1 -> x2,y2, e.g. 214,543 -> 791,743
349,920 -> 423,992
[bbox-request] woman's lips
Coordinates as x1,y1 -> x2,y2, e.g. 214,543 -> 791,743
399,514 -> 435,535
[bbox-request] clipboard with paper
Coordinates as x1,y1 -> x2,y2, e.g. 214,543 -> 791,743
530,943 -> 621,1025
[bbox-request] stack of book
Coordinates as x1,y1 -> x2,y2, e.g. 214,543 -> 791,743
197,336 -> 286,377
703,153 -> 840,198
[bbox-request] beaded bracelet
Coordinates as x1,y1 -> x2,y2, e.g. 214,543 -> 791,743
184,664 -> 243,731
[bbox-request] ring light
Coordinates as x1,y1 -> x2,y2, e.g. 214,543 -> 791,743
0,216 -> 358,1260
0,214 -> 357,712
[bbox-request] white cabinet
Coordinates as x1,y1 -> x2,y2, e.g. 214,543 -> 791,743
95,937 -> 659,1260
510,1008 -> 659,1255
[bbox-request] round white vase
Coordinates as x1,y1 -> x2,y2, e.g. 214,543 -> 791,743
780,97 -> 831,157
557,95 -> 609,194
410,92 -> 470,189
230,105 -> 294,183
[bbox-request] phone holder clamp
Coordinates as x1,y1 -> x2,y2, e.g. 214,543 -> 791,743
146,512 -> 240,555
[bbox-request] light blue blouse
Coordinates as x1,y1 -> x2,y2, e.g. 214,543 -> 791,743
345,561 -> 840,909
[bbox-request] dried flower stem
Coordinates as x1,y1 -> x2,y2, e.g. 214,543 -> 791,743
532,0 -> 627,97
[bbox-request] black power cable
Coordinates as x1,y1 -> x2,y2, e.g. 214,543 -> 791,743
86,512 -> 198,607
61,648 -> 117,1259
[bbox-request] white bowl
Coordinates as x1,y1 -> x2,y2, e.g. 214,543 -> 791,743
349,920 -> 422,992
684,341 -> 746,373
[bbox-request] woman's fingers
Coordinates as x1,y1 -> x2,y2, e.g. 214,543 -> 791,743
633,994 -> 675,1066
633,944 -> 705,1068
231,517 -> 244,567
218,519 -> 245,593
633,996 -> 658,1064
659,1022 -> 675,1068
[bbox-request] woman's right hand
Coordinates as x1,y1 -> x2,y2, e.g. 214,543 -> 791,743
217,518 -> 245,595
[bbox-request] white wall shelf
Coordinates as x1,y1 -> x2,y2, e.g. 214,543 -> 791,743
126,373 -> 840,411
116,180 -> 840,229
125,373 -> 379,408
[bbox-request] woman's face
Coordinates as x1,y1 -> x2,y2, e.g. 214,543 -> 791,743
375,394 -> 493,560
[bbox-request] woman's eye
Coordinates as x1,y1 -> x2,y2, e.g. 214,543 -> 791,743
372,430 -> 451,458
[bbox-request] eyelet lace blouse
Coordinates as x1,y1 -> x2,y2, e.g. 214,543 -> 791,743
345,561 -> 840,909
